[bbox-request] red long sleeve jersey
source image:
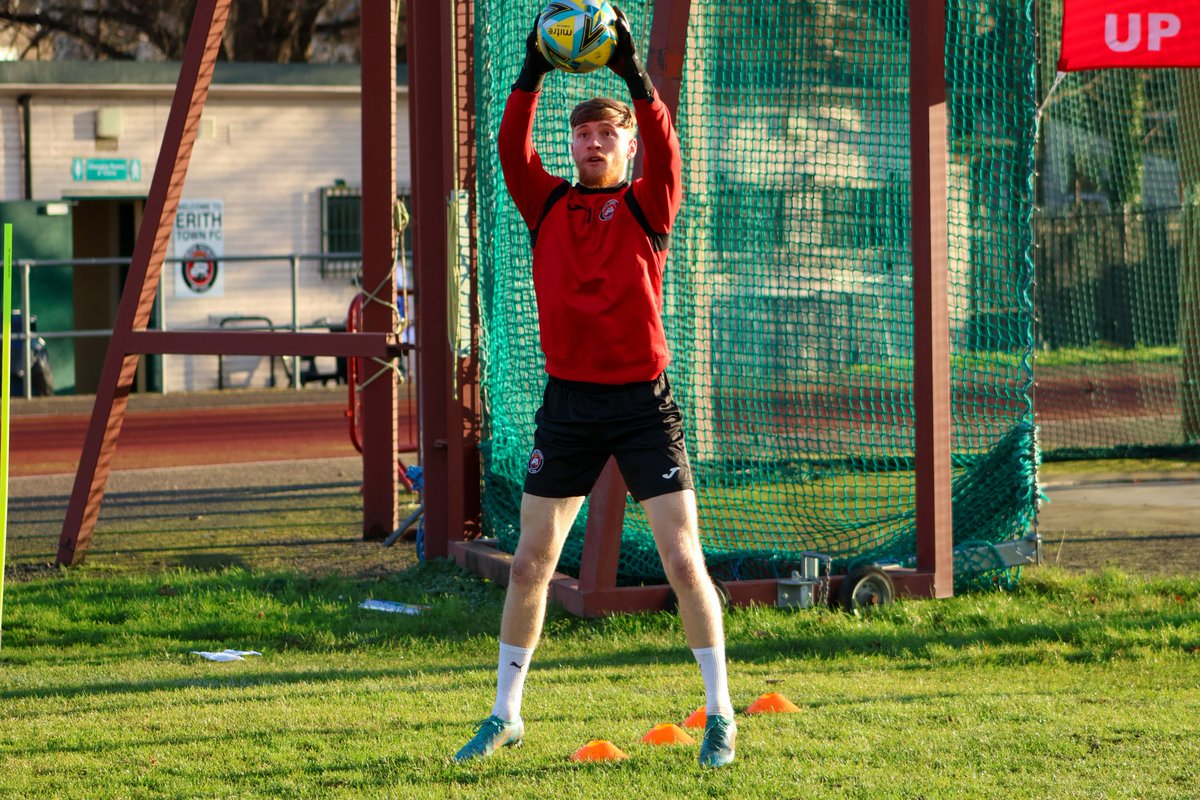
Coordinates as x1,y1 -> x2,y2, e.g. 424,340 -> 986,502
498,88 -> 683,384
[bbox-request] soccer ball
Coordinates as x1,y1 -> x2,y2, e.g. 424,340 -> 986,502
536,0 -> 619,74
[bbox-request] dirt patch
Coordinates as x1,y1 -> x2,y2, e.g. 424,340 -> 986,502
1035,475 -> 1200,576
3,562 -> 63,583
6,457 -> 422,580
1036,531 -> 1200,576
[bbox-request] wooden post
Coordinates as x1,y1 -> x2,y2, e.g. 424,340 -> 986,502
409,0 -> 460,557
360,0 -> 401,540
577,460 -> 627,592
581,0 -> 693,591
909,0 -> 954,597
451,0 -> 483,541
58,0 -> 232,565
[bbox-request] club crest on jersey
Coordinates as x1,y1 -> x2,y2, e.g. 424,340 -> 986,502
528,448 -> 545,474
599,198 -> 619,222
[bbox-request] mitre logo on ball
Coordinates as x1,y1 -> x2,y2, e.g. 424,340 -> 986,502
536,0 -> 619,73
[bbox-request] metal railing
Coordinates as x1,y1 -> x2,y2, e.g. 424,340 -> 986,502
10,252 -> 390,399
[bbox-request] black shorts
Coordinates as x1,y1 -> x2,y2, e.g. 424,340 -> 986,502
523,372 -> 694,502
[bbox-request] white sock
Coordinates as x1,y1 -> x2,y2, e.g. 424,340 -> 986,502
491,642 -> 534,722
692,644 -> 734,717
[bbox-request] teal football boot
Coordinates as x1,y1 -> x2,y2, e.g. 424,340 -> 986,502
453,715 -> 525,762
697,713 -> 736,768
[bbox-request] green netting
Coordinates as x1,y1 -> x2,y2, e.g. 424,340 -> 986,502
475,1 -> 1039,586
1033,1 -> 1200,459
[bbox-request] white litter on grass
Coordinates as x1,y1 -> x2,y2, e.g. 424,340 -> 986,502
359,599 -> 428,615
191,649 -> 263,662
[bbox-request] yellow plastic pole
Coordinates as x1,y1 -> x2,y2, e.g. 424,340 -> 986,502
1,223 -> 12,649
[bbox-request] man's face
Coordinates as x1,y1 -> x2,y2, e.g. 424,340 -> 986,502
571,119 -> 637,188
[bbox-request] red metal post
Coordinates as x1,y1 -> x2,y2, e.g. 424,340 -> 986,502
409,0 -> 459,557
450,0 -> 482,541
57,0 -> 231,565
579,0 -> 693,595
909,0 -> 954,597
576,460 -> 627,592
360,0 -> 401,540
645,1 -> 691,136
126,330 -> 398,357
633,0 -> 690,179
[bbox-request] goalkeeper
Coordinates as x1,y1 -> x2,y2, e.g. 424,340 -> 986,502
453,9 -> 736,769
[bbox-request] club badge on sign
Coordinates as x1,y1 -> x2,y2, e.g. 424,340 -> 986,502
173,199 -> 225,298
181,244 -> 219,294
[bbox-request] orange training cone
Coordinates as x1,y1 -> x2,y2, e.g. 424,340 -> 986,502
641,723 -> 696,745
570,740 -> 628,762
682,706 -> 706,729
745,692 -> 801,714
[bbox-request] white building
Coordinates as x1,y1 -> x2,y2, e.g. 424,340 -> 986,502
0,61 -> 410,394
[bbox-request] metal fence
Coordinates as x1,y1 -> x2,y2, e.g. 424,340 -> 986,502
10,252 -> 413,399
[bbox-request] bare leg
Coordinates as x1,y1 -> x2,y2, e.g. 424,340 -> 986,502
455,492 -> 586,760
641,489 -> 737,766
499,493 -> 586,647
640,489 -> 723,649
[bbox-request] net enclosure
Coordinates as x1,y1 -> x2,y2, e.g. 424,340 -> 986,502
474,1 -> 1040,590
1033,0 -> 1200,461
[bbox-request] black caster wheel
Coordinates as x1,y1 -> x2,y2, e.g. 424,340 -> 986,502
837,565 -> 895,612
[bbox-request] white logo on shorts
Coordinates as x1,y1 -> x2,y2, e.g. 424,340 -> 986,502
528,449 -> 545,474
662,466 -> 680,479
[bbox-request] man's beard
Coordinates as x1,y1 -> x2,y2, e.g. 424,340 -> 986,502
579,160 -> 625,188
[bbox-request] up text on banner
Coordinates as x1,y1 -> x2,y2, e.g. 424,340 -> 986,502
1059,0 -> 1200,70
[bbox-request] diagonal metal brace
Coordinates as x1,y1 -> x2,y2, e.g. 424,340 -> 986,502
57,0 -> 233,566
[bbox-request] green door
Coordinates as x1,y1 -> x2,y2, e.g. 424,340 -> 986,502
0,201 -> 74,394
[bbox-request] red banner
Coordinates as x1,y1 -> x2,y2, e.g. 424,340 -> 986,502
1059,0 -> 1200,70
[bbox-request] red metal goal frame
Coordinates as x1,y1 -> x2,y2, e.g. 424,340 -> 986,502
443,0 -> 954,615
56,0 -> 954,612
57,0 -> 405,564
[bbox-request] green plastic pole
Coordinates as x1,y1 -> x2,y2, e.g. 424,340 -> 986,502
1,223 -> 11,649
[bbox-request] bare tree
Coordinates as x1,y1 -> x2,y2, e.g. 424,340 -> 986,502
0,0 -> 405,63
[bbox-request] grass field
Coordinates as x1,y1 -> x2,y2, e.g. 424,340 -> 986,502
3,558 -> 1199,798
3,460 -> 1199,798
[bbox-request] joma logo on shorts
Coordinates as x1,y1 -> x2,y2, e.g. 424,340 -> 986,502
662,467 -> 680,479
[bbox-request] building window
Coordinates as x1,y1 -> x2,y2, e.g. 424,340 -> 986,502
319,184 -> 412,282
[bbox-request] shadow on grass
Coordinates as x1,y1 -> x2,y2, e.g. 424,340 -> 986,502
6,561 -> 1198,702
5,477 -> 391,574
0,665 -> 486,705
175,553 -> 253,571
0,718 -> 464,758
84,536 -> 363,557
725,609 -> 1200,667
2,512 -> 361,541
7,480 -> 365,517
3,561 -> 505,655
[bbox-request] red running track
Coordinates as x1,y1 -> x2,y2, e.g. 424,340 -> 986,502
11,401 -> 418,477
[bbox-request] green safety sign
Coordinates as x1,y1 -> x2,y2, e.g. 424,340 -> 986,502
71,157 -> 143,182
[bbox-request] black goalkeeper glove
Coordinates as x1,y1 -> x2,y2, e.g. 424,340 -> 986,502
606,5 -> 653,101
513,18 -> 555,93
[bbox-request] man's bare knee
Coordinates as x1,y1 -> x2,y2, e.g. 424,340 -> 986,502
509,551 -> 555,590
662,547 -> 708,595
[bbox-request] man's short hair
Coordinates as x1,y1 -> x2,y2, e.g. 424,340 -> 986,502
570,97 -> 636,131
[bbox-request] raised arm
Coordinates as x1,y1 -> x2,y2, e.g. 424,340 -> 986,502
607,7 -> 682,232
498,22 -> 567,228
